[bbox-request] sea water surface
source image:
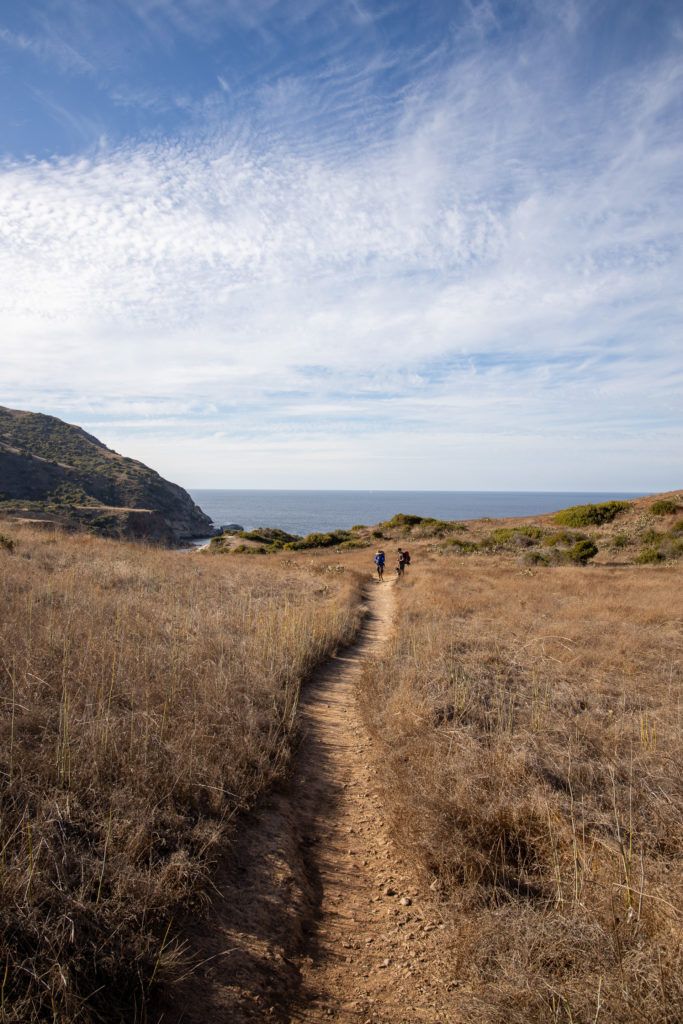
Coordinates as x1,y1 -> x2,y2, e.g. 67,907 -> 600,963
188,490 -> 643,537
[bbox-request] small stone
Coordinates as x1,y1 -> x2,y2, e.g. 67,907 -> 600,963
384,886 -> 397,897
400,896 -> 412,906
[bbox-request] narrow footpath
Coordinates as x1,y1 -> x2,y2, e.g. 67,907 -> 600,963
157,577 -> 451,1024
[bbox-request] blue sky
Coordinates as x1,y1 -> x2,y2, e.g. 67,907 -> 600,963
1,0 -> 681,490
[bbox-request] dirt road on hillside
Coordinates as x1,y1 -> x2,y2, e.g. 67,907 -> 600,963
156,578 -> 451,1024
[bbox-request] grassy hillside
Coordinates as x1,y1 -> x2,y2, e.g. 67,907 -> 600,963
0,524 -> 363,1023
0,406 -> 212,542
358,556 -> 683,1022
206,493 -> 683,565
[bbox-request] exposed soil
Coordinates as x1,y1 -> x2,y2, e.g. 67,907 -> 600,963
155,576 -> 452,1024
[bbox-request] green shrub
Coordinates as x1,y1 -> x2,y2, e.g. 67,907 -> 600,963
636,534 -> 683,564
284,530 -> 353,550
650,499 -> 680,516
672,519 -> 683,534
636,547 -> 665,564
380,513 -> 424,530
337,539 -> 370,550
521,550 -> 549,566
443,539 -> 478,554
0,533 -> 15,553
237,527 -> 300,547
48,484 -> 93,506
371,529 -> 384,539
611,533 -> 629,549
554,501 -> 630,527
566,539 -> 598,565
481,526 -> 544,549
543,529 -> 587,547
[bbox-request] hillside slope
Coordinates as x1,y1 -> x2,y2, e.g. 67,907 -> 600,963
0,406 -> 212,542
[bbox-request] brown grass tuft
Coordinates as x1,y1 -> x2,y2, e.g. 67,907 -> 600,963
359,556 -> 683,1023
0,525 -> 362,1022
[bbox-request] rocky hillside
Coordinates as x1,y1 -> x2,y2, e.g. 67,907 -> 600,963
0,406 -> 213,543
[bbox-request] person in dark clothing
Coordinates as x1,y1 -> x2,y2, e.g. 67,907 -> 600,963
397,549 -> 406,576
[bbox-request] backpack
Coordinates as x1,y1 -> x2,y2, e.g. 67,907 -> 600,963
403,550 -> 411,565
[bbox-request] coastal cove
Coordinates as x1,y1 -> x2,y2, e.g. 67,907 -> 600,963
189,488 -> 645,536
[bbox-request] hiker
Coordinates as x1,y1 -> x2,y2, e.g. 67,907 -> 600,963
374,549 -> 385,580
397,548 -> 407,576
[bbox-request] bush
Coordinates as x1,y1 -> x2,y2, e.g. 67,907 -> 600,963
480,526 -> 544,550
637,547 -> 666,564
554,501 -> 630,527
443,539 -> 478,554
636,534 -> 683,564
521,550 -> 549,566
385,513 -> 423,527
611,533 -> 629,549
0,533 -> 15,552
284,530 -> 353,550
566,539 -> 598,564
237,527 -> 300,546
543,529 -> 587,547
650,499 -> 680,516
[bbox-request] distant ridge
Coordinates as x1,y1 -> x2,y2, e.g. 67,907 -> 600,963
0,405 -> 212,543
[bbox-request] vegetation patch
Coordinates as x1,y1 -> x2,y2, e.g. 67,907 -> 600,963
480,526 -> 544,550
650,498 -> 680,516
381,513 -> 424,528
566,538 -> 598,564
0,525 -> 362,1023
284,529 -> 354,550
237,527 -> 301,546
413,517 -> 467,537
554,500 -> 630,526
542,529 -> 586,547
358,562 -> 683,1023
636,529 -> 683,564
443,538 -> 479,554
0,532 -> 15,552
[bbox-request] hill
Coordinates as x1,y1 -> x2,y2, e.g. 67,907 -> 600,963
206,491 -> 683,565
0,405 -> 212,542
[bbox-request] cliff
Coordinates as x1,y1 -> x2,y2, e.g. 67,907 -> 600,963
0,406 -> 213,543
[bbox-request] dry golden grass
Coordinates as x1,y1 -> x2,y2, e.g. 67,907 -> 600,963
359,554 -> 683,1023
0,525 -> 362,1023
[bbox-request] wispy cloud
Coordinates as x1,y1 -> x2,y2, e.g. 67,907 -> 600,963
1,1 -> 681,488
0,25 -> 93,74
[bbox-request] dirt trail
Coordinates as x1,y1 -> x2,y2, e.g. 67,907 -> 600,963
157,578 -> 451,1024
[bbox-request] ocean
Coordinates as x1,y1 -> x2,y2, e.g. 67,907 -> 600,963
188,489 -> 644,537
